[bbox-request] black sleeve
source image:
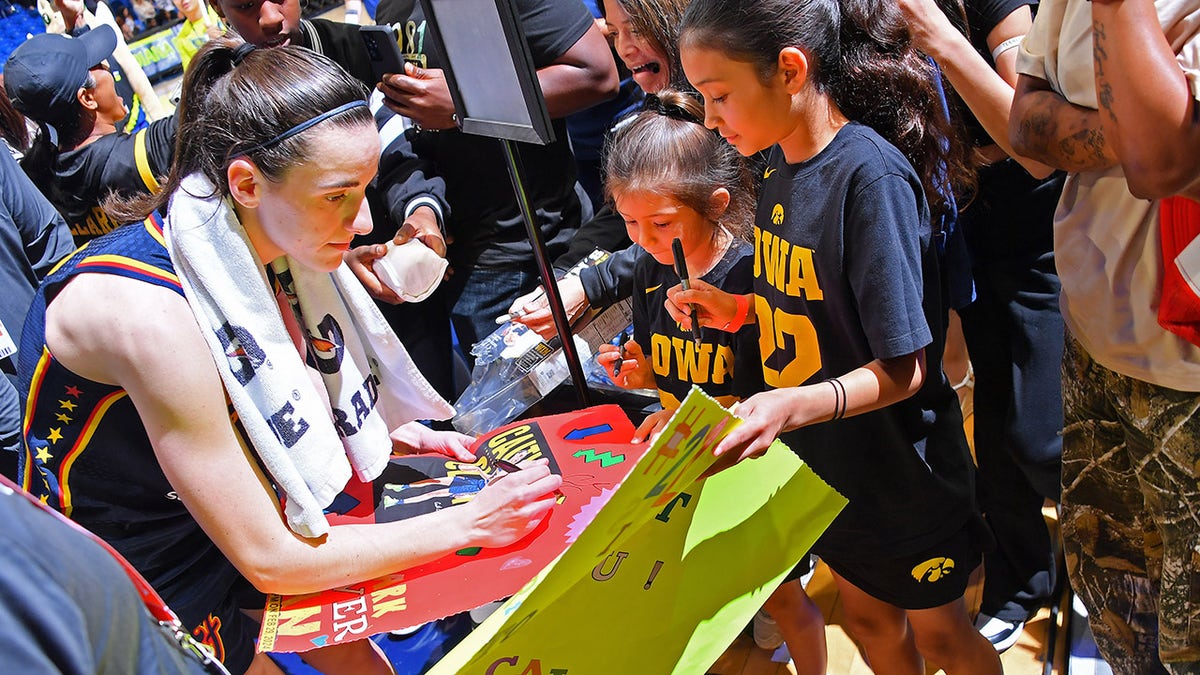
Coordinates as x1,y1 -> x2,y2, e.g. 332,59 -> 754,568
374,116 -> 449,237
967,0 -> 1036,56
517,0 -> 594,66
552,204 -> 631,273
0,372 -> 20,452
142,115 -> 178,185
579,242 -> 639,309
310,19 -> 379,90
0,151 -> 73,279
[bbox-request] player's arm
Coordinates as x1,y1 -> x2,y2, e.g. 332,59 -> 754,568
46,273 -> 560,595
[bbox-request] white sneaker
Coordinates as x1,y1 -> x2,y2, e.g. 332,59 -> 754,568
974,613 -> 1025,653
753,610 -> 784,650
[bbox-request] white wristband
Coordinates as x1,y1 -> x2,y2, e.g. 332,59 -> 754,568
991,35 -> 1025,62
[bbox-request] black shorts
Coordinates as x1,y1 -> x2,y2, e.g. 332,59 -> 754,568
823,517 -> 986,610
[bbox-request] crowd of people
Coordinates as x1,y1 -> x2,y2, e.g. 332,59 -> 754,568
0,0 -> 1198,673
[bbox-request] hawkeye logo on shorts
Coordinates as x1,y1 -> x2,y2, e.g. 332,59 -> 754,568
771,203 -> 785,225
911,557 -> 955,583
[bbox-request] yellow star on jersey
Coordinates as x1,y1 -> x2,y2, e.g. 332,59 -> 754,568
35,446 -> 52,462
47,428 -> 63,444
55,413 -> 72,424
59,399 -> 77,412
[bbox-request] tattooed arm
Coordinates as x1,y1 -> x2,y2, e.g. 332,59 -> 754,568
1091,0 -> 1200,199
1009,72 -> 1117,173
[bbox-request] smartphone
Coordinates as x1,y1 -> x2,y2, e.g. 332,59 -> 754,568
359,25 -> 406,84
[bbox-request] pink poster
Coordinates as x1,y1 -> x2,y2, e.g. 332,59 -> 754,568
259,405 -> 645,652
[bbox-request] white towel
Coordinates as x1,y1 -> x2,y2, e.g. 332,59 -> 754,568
165,173 -> 455,538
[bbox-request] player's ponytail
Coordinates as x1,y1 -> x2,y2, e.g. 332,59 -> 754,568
106,38 -> 372,223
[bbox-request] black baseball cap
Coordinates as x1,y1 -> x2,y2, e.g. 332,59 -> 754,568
4,24 -> 118,124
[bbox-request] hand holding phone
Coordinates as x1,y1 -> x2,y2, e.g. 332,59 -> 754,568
359,25 -> 406,84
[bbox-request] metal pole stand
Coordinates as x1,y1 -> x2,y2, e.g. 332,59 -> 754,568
501,138 -> 590,407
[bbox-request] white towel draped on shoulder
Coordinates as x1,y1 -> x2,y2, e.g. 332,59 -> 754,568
165,173 -> 455,538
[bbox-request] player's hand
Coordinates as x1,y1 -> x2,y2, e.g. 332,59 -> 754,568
896,0 -> 956,54
53,0 -> 86,29
379,63 -> 457,130
714,389 -> 817,464
390,421 -> 476,462
345,243 -> 403,304
461,461 -> 562,548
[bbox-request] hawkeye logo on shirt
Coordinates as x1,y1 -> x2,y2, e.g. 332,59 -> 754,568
771,203 -> 785,225
911,557 -> 956,583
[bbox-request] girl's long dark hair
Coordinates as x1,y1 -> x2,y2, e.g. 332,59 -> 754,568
679,0 -> 976,223
106,38 -> 373,223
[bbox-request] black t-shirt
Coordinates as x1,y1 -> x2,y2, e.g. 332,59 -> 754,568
962,0 -> 1035,148
51,116 -> 176,243
374,0 -> 594,268
958,0 -> 1065,258
754,125 -> 975,561
631,239 -> 761,408
300,18 -> 377,91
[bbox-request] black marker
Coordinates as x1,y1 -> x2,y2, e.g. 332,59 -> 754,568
613,330 -> 630,377
492,458 -> 564,500
671,237 -> 702,345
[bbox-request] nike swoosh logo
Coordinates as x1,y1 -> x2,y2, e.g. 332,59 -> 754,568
764,167 -> 776,179
645,283 -> 663,294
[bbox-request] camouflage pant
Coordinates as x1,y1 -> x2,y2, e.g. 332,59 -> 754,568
1061,334 -> 1200,674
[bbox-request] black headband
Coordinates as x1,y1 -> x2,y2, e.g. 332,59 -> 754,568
231,100 -> 369,159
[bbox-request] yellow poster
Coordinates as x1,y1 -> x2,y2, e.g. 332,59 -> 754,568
427,388 -> 847,674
